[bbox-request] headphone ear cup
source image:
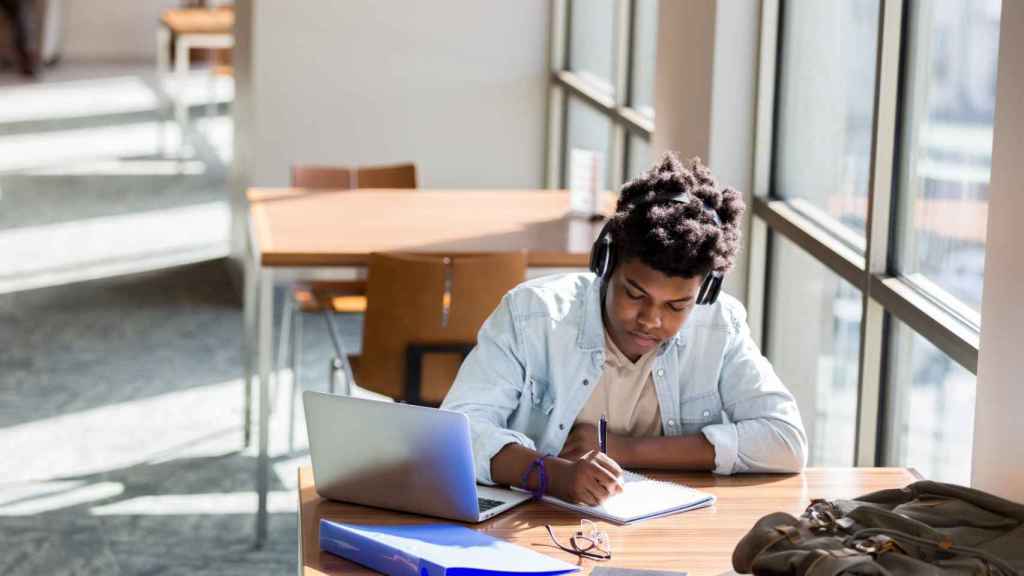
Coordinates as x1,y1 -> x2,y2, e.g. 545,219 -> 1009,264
696,274 -> 711,305
590,222 -> 615,278
697,272 -> 723,305
590,239 -> 606,276
705,273 -> 723,305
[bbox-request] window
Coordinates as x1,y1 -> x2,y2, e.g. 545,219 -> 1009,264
894,0 -> 1000,316
629,0 -> 658,120
625,134 -> 651,184
767,233 -> 861,466
775,0 -> 880,242
566,97 -> 613,191
569,0 -> 617,95
885,319 -> 975,484
753,0 -> 1001,474
548,0 -> 658,189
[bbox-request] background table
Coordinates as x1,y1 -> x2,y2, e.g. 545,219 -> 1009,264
246,189 -> 616,545
156,7 -> 234,158
298,466 -> 920,575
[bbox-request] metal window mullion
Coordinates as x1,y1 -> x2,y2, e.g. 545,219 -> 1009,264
551,0 -> 568,71
547,0 -> 569,188
553,70 -> 655,138
607,0 -> 632,188
855,0 -> 904,467
746,0 -> 780,348
752,198 -> 867,291
555,70 -> 616,110
871,275 -> 979,373
547,85 -> 567,189
618,106 -> 654,136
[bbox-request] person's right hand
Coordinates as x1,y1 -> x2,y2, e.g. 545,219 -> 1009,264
557,450 -> 625,506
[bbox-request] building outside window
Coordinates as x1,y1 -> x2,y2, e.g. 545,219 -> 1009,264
755,0 -> 1000,483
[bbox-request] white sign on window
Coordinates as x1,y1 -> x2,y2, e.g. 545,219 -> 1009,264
569,148 -> 605,218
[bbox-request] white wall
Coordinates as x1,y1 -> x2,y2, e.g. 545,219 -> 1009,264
240,0 -> 548,189
59,0 -> 180,61
971,0 -> 1024,502
653,0 -> 759,303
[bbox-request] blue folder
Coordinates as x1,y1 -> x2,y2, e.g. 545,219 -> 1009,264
320,520 -> 581,576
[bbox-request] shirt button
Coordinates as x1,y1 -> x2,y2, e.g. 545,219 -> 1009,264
703,410 -> 711,418
656,369 -> 665,377
583,379 -> 589,386
668,419 -> 675,426
559,423 -> 565,430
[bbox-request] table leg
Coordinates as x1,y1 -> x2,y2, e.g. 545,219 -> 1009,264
155,25 -> 171,156
174,34 -> 192,158
242,239 -> 256,448
255,267 -> 273,547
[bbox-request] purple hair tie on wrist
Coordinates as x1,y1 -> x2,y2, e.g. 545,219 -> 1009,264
521,454 -> 552,500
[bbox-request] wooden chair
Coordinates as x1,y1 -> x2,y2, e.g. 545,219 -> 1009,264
279,163 -> 416,448
290,163 -> 416,190
353,163 -> 417,189
290,165 -> 354,190
285,162 -> 417,318
330,252 -> 527,406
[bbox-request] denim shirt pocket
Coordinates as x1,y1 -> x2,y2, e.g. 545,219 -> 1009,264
527,375 -> 556,417
678,390 -> 723,435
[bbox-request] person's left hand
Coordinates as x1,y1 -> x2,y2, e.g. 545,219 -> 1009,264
560,423 -> 611,461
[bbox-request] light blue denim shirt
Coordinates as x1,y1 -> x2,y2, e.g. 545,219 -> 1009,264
441,273 -> 807,484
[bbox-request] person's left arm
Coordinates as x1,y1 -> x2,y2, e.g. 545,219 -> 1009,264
697,306 -> 807,474
560,423 -> 716,470
561,307 -> 808,473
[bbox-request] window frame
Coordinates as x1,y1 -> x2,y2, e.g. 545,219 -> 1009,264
749,0 -> 984,468
546,0 -> 655,190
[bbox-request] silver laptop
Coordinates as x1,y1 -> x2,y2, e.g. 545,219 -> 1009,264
303,390 -> 531,522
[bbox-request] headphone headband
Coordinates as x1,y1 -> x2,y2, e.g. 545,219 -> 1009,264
589,191 -> 725,305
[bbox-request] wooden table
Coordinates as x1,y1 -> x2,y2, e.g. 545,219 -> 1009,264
246,189 -> 616,546
298,466 -> 920,575
156,7 -> 235,158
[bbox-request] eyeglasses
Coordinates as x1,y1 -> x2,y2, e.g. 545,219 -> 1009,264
545,520 -> 612,561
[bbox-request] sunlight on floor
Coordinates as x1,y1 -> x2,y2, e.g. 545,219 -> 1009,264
0,201 -> 231,295
23,158 -> 207,177
89,490 -> 296,516
0,368 -> 310,517
0,73 -> 233,126
0,378 -> 245,485
0,121 -> 179,173
0,481 -> 125,517
0,115 -> 233,174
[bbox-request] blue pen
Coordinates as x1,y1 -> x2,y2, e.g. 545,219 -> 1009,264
599,414 -> 607,454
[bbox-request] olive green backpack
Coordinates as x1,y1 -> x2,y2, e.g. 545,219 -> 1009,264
732,481 -> 1024,575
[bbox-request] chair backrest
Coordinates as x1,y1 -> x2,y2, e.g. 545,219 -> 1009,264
290,165 -> 354,190
355,163 -> 417,189
290,163 -> 417,190
358,252 -> 527,405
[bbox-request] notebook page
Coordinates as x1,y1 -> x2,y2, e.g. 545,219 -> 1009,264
543,471 -> 715,524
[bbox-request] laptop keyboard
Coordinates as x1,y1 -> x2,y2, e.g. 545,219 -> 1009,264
478,497 -> 505,512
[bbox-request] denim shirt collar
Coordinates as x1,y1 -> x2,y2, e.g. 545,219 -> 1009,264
576,276 -> 683,354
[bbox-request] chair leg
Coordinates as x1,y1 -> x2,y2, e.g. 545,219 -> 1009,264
206,56 -> 218,121
273,294 -> 294,415
288,305 -> 302,452
323,309 -> 354,396
242,252 -> 256,448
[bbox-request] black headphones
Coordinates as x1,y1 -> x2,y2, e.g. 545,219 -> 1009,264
589,192 -> 724,306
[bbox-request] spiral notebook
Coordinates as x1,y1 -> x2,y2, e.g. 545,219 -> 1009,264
542,471 -> 715,524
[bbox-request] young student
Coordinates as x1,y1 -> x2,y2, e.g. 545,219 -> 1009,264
441,153 -> 807,506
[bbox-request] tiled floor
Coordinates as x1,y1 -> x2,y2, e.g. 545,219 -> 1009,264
0,63 -> 355,575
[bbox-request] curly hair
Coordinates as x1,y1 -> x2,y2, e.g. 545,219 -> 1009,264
609,152 -> 745,278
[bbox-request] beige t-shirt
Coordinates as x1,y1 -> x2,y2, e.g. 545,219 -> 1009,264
575,330 -> 664,437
